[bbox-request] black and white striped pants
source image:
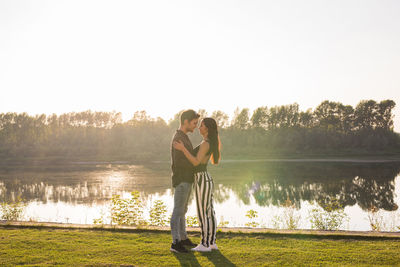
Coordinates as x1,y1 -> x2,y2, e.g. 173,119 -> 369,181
194,171 -> 217,247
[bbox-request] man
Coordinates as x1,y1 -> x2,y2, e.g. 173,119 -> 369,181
170,109 -> 200,253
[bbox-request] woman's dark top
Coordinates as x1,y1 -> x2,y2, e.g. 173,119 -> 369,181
193,140 -> 211,173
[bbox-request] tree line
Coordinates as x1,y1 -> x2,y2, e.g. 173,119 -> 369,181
0,99 -> 398,162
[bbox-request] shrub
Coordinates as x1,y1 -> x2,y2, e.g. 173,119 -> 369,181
0,197 -> 27,221
149,200 -> 168,226
110,191 -> 146,226
186,215 -> 199,227
218,216 -> 229,227
367,205 -> 386,231
245,209 -> 259,227
308,197 -> 348,230
271,198 -> 301,230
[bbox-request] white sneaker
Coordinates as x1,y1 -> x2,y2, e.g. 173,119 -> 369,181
191,244 -> 212,252
210,244 -> 218,250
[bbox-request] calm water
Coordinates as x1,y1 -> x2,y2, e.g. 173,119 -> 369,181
1,160 -> 400,231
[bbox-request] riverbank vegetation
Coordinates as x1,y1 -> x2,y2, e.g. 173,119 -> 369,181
0,99 -> 399,163
2,192 -> 399,232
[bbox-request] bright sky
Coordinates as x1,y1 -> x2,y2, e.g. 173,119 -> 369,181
1,0 -> 399,131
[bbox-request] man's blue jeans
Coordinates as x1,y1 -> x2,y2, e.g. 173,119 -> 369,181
170,182 -> 192,243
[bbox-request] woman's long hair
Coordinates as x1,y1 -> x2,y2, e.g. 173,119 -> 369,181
202,117 -> 221,164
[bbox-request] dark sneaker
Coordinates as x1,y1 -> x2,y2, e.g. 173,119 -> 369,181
170,241 -> 189,253
181,238 -> 196,247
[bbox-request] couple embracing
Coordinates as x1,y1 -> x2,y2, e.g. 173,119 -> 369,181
170,109 -> 221,253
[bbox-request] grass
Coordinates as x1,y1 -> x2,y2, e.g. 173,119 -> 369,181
1,226 -> 400,266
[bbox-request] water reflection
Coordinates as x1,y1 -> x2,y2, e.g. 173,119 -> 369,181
0,164 -> 171,204
209,161 -> 400,212
0,161 -> 399,230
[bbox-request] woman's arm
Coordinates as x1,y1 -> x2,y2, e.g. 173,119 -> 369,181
173,141 -> 209,166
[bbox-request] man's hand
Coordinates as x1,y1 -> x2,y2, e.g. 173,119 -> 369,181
173,140 -> 185,151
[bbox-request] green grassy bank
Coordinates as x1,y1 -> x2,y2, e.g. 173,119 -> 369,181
1,225 -> 400,266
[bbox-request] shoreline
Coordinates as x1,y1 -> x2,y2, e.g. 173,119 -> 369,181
0,150 -> 400,166
1,157 -> 400,167
2,220 -> 400,239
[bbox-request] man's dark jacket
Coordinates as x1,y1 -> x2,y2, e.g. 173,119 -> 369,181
171,129 -> 195,187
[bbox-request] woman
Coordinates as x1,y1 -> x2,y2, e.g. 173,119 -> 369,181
173,117 -> 221,252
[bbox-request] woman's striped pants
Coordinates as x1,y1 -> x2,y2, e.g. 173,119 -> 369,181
194,171 -> 217,247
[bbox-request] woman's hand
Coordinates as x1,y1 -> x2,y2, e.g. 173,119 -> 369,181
173,140 -> 185,151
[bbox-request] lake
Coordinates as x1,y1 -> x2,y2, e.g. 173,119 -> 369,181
1,159 -> 400,231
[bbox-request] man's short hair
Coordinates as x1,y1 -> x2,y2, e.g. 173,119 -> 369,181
180,109 -> 200,125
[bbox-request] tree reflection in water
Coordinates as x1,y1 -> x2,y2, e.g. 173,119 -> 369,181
210,161 -> 400,212
0,161 -> 399,225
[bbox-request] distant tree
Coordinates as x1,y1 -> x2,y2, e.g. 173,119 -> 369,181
231,108 -> 250,130
266,103 -> 300,129
0,99 -> 398,162
197,109 -> 208,120
314,101 -> 354,133
211,110 -> 229,128
250,106 -> 268,129
376,100 -> 396,130
340,105 -> 355,134
267,106 -> 280,130
283,103 -> 300,128
354,100 -> 378,130
314,101 -> 341,130
127,111 -> 152,126
168,110 -> 184,130
299,109 -> 315,128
